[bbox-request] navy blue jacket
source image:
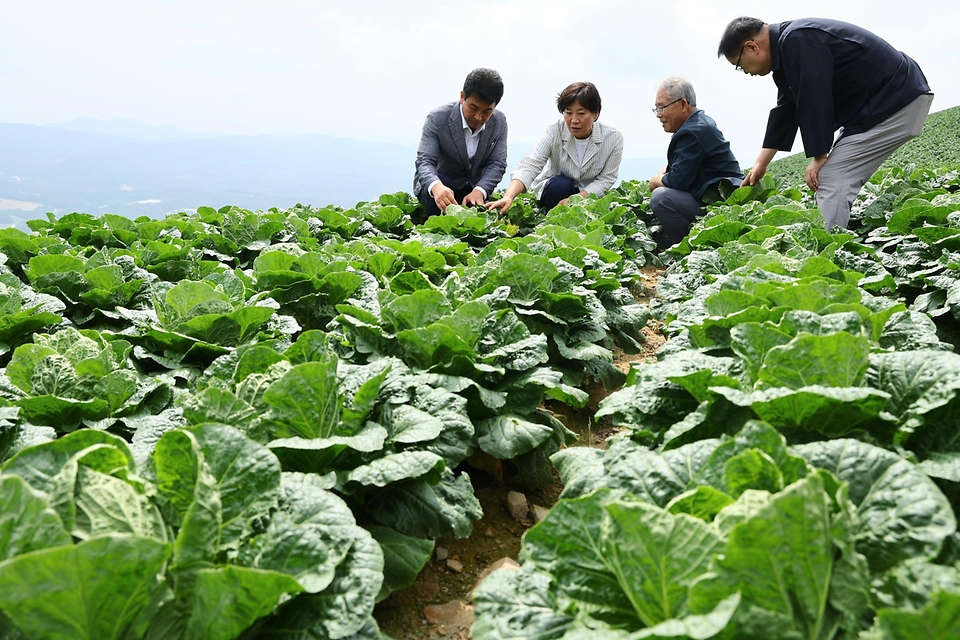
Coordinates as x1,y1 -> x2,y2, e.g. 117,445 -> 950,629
662,109 -> 743,201
763,18 -> 930,157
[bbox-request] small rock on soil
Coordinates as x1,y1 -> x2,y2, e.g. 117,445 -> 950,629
506,491 -> 528,521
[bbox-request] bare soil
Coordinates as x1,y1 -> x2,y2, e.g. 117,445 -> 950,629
373,265 -> 665,639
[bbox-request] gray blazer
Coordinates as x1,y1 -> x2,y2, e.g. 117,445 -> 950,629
413,101 -> 508,199
511,119 -> 623,199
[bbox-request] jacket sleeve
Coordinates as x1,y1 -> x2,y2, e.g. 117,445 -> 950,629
762,88 -> 801,152
475,115 -> 509,197
511,125 -> 556,189
581,129 -> 624,196
660,129 -> 703,193
414,109 -> 443,194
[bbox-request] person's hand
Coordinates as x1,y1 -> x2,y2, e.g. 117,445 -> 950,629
486,196 -> 514,214
648,173 -> 665,191
432,184 -> 456,212
805,155 -> 829,191
462,189 -> 486,208
557,191 -> 588,207
743,163 -> 767,186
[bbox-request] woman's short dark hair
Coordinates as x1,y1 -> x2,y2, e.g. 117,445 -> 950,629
463,68 -> 504,105
718,17 -> 765,58
557,82 -> 602,115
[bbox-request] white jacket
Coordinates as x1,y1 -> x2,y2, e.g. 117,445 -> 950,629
511,119 -> 624,198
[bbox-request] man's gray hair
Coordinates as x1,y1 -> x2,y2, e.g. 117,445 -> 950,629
658,77 -> 697,108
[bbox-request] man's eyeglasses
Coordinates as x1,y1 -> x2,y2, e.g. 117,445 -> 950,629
734,44 -> 746,72
651,98 -> 682,115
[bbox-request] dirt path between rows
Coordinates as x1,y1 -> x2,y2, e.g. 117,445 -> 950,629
373,266 -> 665,639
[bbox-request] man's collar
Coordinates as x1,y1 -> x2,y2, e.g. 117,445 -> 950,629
768,22 -> 782,74
674,109 -> 701,133
460,104 -> 486,134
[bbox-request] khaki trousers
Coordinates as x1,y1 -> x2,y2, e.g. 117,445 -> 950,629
816,93 -> 934,229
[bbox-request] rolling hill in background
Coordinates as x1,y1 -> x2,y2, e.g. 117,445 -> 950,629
0,118 -> 664,227
767,105 -> 960,188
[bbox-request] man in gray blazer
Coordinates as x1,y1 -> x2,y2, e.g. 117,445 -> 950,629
413,68 -> 508,220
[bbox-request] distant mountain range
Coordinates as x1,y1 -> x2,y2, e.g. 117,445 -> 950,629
0,118 -> 664,226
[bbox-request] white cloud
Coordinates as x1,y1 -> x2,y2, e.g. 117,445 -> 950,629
0,198 -> 42,212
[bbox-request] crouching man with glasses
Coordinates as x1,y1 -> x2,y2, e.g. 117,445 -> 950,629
648,77 -> 743,249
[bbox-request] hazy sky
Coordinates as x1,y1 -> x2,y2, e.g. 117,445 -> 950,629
3,0 -> 957,166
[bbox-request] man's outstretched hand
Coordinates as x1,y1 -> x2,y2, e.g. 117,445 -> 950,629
805,155 -> 829,191
462,189 -> 486,208
432,184 -> 456,212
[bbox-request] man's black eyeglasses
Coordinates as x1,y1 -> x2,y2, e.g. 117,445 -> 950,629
734,45 -> 746,72
651,98 -> 682,115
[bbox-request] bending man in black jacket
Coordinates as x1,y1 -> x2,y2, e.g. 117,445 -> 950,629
649,77 -> 743,248
718,17 -> 933,229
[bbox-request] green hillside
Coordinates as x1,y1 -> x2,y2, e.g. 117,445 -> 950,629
767,104 -> 960,187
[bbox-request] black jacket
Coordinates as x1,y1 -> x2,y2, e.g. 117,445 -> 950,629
763,18 -> 930,157
662,109 -> 743,201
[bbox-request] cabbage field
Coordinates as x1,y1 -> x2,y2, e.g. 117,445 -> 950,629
0,184 -> 657,639
474,165 -> 960,640
2,110 -> 960,639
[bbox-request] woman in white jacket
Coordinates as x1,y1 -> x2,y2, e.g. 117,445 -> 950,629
487,82 -> 624,212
